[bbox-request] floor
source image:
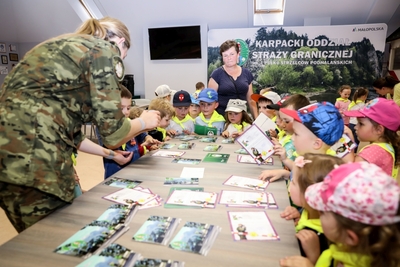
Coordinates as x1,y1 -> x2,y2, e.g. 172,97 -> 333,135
0,127 -> 104,246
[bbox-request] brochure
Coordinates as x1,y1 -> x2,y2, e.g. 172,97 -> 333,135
194,124 -> 218,135
165,190 -> 218,208
253,112 -> 277,135
177,142 -> 195,150
234,148 -> 248,155
219,190 -> 278,209
171,157 -> 201,165
199,136 -> 218,143
133,187 -> 162,210
236,124 -> 275,164
221,138 -> 235,144
227,211 -> 280,241
202,153 -> 230,163
160,143 -> 175,149
180,167 -> 204,179
169,221 -> 221,256
330,133 -> 357,158
76,243 -> 140,267
152,150 -> 185,158
103,177 -> 142,189
55,204 -> 136,257
222,175 -> 270,191
203,144 -> 222,152
132,215 -> 181,246
164,177 -> 199,186
103,188 -> 158,206
164,187 -> 204,209
237,155 -> 274,165
134,258 -> 185,267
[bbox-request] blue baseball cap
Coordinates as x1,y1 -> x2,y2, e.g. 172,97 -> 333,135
280,102 -> 344,146
197,88 -> 218,103
190,94 -> 200,105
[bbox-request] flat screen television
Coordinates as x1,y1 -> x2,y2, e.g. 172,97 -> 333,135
148,25 -> 201,60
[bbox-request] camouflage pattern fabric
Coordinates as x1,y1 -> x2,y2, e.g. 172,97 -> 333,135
0,182 -> 68,233
0,34 -> 131,230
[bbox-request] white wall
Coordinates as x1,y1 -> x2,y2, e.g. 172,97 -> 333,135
98,0 -> 254,99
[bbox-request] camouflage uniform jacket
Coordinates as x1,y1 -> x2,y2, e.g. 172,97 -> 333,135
0,34 -> 131,202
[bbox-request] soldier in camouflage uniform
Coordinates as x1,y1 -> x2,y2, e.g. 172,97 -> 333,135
0,17 -> 160,233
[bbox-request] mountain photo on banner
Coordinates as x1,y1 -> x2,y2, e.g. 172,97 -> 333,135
208,25 -> 387,104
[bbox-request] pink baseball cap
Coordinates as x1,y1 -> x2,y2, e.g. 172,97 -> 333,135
344,98 -> 400,131
305,162 -> 400,225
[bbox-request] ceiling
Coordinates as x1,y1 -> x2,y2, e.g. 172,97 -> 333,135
0,0 -> 399,44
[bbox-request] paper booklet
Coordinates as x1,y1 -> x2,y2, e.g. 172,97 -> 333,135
132,215 -> 181,246
171,157 -> 201,165
169,221 -> 221,256
219,190 -> 278,209
55,204 -> 137,258
160,143 -> 175,149
253,112 -> 277,135
330,133 -> 357,158
103,177 -> 142,189
199,136 -> 218,143
76,243 -> 185,267
203,144 -> 222,152
164,187 -> 204,209
237,155 -> 274,165
152,150 -> 185,158
76,243 -> 140,267
222,175 -> 270,191
165,190 -> 218,208
202,153 -> 230,163
164,177 -> 199,186
103,188 -> 158,206
236,124 -> 275,164
177,142 -> 195,150
133,258 -> 185,267
221,138 -> 235,144
227,211 -> 280,241
133,187 -> 162,210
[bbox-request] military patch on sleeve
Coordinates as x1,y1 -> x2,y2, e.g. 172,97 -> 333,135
113,56 -> 125,81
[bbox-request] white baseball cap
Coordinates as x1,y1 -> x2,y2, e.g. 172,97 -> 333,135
155,84 -> 172,98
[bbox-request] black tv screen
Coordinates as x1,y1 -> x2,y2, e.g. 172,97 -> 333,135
148,25 -> 201,60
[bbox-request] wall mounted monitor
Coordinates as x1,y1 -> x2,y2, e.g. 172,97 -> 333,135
148,25 -> 201,60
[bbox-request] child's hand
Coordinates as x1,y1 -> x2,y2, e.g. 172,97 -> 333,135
279,256 -> 314,267
259,169 -> 289,182
142,136 -> 161,147
164,136 -> 171,141
269,129 -> 277,138
167,129 -> 177,136
296,229 -> 320,264
231,132 -> 241,139
280,206 -> 301,223
272,141 -> 287,161
221,130 -> 230,138
182,129 -> 192,135
112,150 -> 133,165
343,125 -> 354,141
150,144 -> 159,150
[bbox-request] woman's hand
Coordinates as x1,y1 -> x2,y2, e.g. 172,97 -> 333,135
112,150 -> 133,165
139,110 -> 160,130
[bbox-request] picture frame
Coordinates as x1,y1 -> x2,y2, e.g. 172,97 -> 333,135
1,55 -> 8,64
0,43 -> 6,53
9,53 -> 18,62
9,44 -> 17,52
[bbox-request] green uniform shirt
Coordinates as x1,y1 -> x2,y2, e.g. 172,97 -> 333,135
0,34 -> 131,202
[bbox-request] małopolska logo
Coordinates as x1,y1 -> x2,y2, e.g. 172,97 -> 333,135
352,26 -> 385,32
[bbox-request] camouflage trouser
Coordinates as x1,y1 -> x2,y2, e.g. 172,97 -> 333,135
0,182 -> 68,233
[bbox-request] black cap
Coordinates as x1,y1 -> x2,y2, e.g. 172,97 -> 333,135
173,90 -> 192,107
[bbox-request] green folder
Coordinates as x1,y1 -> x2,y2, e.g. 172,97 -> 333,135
194,124 -> 217,135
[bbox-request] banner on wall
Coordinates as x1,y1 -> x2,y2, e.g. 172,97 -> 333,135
207,24 -> 387,103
